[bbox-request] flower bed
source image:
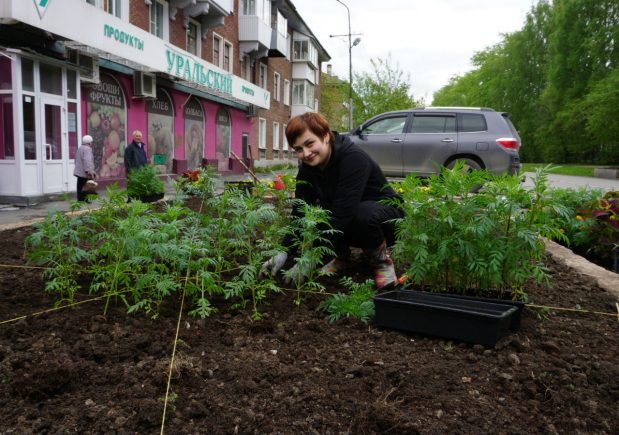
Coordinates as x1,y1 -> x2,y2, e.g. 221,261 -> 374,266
1,167 -> 617,432
0,224 -> 617,433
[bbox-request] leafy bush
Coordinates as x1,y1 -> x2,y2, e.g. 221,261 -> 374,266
390,163 -> 564,295
126,165 -> 165,198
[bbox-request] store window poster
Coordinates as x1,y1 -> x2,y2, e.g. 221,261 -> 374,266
85,74 -> 126,178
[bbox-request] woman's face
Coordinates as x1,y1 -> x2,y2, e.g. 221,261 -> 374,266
292,129 -> 331,169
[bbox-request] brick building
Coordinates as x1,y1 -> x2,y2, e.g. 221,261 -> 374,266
0,0 -> 329,203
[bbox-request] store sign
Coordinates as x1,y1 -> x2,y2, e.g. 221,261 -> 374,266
184,99 -> 203,121
103,25 -> 144,51
4,0 -> 270,109
166,49 -> 232,95
33,0 -> 50,19
86,79 -> 124,107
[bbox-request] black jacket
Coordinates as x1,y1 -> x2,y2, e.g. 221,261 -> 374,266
124,141 -> 147,173
289,133 -> 401,247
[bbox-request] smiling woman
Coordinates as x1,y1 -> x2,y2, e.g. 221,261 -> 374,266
261,112 -> 405,289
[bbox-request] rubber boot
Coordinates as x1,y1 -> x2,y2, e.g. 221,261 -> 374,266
364,240 -> 397,289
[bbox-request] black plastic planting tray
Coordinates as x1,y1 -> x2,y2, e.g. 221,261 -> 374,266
373,290 -> 520,347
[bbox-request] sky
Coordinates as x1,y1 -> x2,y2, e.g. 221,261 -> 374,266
291,0 -> 538,104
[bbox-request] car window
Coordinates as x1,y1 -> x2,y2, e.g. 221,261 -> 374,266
459,114 -> 487,132
411,115 -> 456,133
362,116 -> 407,134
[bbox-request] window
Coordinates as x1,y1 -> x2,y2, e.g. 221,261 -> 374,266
150,0 -> 167,39
213,35 -> 232,72
258,118 -> 266,149
240,0 -> 256,15
293,40 -> 307,60
240,55 -> 251,80
21,57 -> 34,92
363,116 -> 407,135
23,95 -> 36,160
184,97 -> 204,170
261,0 -> 271,23
0,56 -> 11,90
283,79 -> 290,105
67,70 -> 77,99
67,102 -> 78,159
0,95 -> 14,159
223,41 -> 232,72
259,63 -> 267,89
86,0 -> 121,18
283,124 -> 288,150
276,11 -> 287,36
293,40 -> 318,66
213,35 -> 222,67
240,0 -> 270,25
39,63 -> 62,95
459,114 -> 487,132
292,80 -> 314,109
411,115 -> 456,133
273,122 -> 279,153
186,21 -> 200,56
273,72 -> 280,101
216,109 -> 231,166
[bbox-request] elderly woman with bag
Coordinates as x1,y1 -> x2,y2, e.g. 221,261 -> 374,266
74,135 -> 97,202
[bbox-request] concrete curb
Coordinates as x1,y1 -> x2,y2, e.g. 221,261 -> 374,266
544,238 -> 619,300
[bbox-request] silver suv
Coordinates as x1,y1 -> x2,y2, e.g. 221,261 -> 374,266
349,107 -> 521,178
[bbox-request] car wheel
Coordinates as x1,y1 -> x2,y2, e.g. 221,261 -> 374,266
447,158 -> 482,172
446,158 -> 483,192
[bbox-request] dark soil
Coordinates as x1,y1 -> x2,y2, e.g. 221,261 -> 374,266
1,224 -> 618,434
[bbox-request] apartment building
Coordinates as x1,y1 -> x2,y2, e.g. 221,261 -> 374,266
0,0 -> 329,203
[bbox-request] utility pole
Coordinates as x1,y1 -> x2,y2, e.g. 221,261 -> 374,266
334,0 -> 360,131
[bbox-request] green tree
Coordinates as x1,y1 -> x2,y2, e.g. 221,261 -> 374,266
539,0 -> 618,163
320,71 -> 349,132
582,68 -> 619,164
432,0 -> 619,165
352,54 -> 420,127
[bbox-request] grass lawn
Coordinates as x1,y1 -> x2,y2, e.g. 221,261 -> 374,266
520,163 -> 603,177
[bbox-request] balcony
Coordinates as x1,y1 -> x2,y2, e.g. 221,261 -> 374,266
239,15 -> 272,59
292,63 -> 315,83
169,0 -> 232,36
269,30 -> 288,57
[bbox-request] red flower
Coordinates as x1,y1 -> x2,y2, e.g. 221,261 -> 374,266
273,174 -> 285,191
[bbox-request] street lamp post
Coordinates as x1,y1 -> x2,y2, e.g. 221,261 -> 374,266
334,0 -> 359,131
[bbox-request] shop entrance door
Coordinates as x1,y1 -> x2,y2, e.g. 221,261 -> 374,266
40,97 -> 67,194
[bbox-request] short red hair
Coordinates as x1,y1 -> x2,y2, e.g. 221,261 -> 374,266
285,112 -> 335,148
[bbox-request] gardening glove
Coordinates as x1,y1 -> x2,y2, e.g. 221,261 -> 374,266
260,252 -> 288,277
282,263 -> 310,286
319,257 -> 351,276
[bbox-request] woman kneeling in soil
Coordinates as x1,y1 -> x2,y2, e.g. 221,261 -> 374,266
262,112 -> 403,288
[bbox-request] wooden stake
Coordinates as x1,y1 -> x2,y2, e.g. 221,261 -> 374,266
229,151 -> 260,183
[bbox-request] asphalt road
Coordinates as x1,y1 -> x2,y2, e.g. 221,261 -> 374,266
522,172 -> 619,192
